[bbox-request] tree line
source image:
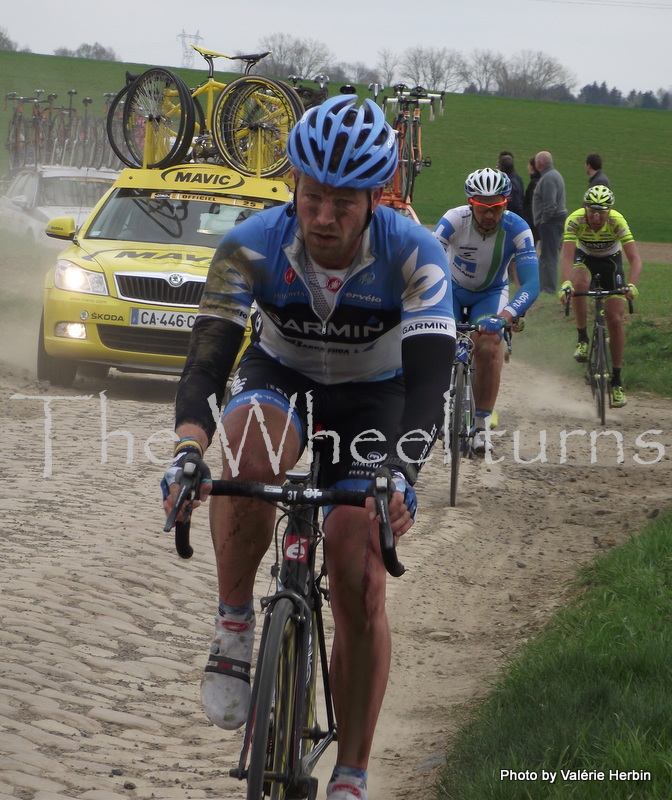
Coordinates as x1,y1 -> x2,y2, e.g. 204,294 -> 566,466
1,26 -> 669,111
255,33 -> 671,111
0,27 -> 117,62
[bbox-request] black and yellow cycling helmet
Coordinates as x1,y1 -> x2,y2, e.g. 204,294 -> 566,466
584,185 -> 614,209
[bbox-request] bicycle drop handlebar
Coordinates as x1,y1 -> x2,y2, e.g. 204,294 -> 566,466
456,321 -> 514,352
164,458 -> 405,577
563,286 -> 634,316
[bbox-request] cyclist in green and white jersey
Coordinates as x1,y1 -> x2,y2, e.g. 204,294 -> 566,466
559,185 -> 642,408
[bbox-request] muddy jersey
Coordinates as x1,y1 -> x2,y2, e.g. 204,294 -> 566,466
563,208 -> 635,258
432,206 -> 539,318
198,204 -> 455,384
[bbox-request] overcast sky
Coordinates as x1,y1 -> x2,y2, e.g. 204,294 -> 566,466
3,0 -> 671,96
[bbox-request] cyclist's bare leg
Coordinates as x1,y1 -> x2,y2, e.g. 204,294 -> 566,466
571,265 -> 590,330
209,403 -> 301,606
324,505 -> 391,769
472,333 -> 504,412
605,297 -> 626,369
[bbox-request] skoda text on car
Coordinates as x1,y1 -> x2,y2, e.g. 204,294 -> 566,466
38,163 -> 291,386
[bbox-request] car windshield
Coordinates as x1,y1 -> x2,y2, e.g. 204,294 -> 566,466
39,177 -> 114,207
84,188 -> 284,247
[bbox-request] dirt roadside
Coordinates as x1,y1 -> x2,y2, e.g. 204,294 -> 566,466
0,244 -> 670,800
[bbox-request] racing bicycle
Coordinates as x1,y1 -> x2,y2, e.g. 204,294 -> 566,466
381,84 -> 444,210
164,445 -> 404,799
563,278 -> 633,426
444,321 -> 512,506
117,44 -> 303,175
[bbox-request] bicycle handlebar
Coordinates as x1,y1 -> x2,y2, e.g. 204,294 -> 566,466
164,458 -> 405,577
562,286 -> 634,316
457,320 -> 514,342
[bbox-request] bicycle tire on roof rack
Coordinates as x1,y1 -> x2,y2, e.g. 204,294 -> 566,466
212,75 -> 304,178
106,78 -> 139,168
121,67 -> 195,169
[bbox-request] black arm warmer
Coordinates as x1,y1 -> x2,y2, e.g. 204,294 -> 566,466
175,316 -> 245,443
393,333 -> 456,469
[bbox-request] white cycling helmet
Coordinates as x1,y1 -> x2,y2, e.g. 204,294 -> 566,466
464,168 -> 512,197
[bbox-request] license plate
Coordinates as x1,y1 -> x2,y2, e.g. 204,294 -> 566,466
130,309 -> 197,330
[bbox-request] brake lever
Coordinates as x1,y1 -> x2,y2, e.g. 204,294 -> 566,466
163,459 -> 198,559
374,472 -> 405,578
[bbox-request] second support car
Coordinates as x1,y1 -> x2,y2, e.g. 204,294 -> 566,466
0,165 -> 120,250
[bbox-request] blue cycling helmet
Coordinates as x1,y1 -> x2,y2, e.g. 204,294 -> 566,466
286,95 -> 398,190
464,168 -> 512,197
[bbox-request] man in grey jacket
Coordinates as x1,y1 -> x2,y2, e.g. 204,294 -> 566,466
533,151 -> 567,294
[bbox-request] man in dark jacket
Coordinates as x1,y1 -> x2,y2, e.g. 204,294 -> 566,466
533,151 -> 567,294
498,152 -> 524,217
586,153 -> 611,188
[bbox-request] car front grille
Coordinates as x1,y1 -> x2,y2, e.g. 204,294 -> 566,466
115,273 -> 205,306
97,325 -> 192,356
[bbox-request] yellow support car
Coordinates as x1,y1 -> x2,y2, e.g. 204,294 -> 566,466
38,163 -> 291,386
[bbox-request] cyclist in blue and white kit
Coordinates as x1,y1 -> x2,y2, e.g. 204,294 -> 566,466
162,95 -> 456,800
433,167 -> 539,453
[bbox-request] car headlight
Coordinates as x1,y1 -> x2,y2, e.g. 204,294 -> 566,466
54,260 -> 108,295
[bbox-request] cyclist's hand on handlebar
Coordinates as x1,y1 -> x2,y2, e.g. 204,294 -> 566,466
388,469 -> 418,524
366,463 -> 417,537
161,444 -> 212,523
625,283 -> 639,300
478,316 -> 507,335
558,280 -> 573,303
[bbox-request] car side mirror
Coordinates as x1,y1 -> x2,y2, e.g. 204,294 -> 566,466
12,194 -> 29,208
46,216 -> 77,241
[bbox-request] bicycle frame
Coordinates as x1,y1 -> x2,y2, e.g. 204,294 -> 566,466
189,46 -> 228,140
234,457 -> 336,797
189,44 -> 275,139
381,84 -> 437,209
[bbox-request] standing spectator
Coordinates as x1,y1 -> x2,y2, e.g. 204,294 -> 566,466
585,153 -> 611,188
522,156 -> 540,243
497,152 -> 524,216
533,151 -> 567,294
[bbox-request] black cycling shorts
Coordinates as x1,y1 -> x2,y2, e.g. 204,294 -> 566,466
574,250 -> 625,292
222,346 -> 405,490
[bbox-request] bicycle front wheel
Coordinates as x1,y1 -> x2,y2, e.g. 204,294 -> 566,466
213,76 -> 303,178
122,68 -> 195,168
449,362 -> 466,507
7,117 -> 26,171
71,118 -> 90,168
594,325 -> 610,425
247,597 -> 300,800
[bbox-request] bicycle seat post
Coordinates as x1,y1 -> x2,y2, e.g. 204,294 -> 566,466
203,53 -> 215,80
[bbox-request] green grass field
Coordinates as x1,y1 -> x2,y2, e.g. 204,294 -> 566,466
437,509 -> 672,800
2,50 -> 672,240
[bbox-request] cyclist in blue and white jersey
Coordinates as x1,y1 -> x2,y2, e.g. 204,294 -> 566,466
433,167 -> 540,453
162,95 -> 456,800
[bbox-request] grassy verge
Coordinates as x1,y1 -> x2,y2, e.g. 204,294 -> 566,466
437,509 -> 672,799
515,262 -> 672,398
